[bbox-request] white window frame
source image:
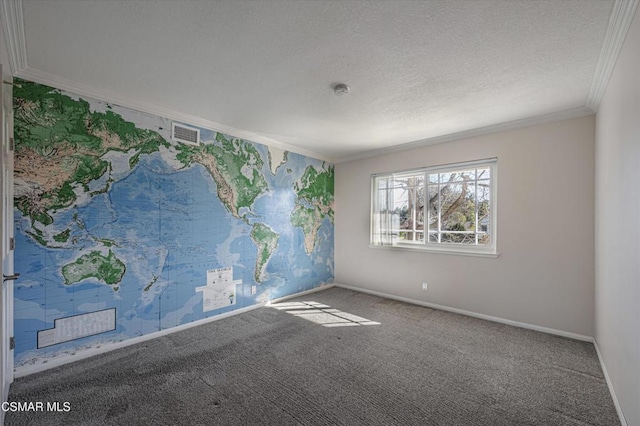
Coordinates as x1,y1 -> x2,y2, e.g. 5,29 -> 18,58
370,158 -> 498,257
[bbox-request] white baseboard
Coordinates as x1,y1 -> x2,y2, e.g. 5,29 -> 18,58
334,283 -> 593,342
15,284 -> 334,379
593,340 -> 627,426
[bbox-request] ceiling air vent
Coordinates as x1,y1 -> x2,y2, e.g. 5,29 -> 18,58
172,122 -> 200,145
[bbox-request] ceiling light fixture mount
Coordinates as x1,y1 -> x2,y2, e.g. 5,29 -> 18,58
333,83 -> 350,96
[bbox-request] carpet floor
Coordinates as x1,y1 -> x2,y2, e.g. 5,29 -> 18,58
5,287 -> 619,425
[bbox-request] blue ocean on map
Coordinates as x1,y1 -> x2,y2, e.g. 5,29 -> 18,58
14,146 -> 333,366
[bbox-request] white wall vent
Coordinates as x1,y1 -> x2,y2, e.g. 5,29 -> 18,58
172,122 -> 200,145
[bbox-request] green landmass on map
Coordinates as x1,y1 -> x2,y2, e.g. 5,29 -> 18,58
95,238 -> 117,248
26,228 -> 48,247
176,133 -> 268,218
295,165 -> 334,209
144,274 -> 159,292
52,228 -> 71,243
13,79 -> 170,228
89,166 -> 114,197
291,204 -> 326,254
61,250 -> 126,286
291,164 -> 334,254
250,223 -> 279,283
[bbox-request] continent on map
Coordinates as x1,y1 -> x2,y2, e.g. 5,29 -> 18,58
13,79 -> 170,230
250,223 -> 279,283
291,205 -> 325,254
291,164 -> 334,254
176,133 -> 268,219
267,147 -> 288,175
61,250 -> 126,287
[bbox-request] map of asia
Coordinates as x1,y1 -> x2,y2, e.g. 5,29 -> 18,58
12,79 -> 334,370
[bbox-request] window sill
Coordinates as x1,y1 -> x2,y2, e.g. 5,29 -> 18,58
368,244 -> 500,258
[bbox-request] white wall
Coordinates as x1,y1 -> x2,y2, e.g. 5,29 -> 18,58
336,115 -> 595,337
595,7 -> 640,426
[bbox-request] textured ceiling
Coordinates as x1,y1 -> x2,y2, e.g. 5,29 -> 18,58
9,0 -> 617,161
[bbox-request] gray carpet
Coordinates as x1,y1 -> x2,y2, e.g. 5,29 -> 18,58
5,287 -> 619,425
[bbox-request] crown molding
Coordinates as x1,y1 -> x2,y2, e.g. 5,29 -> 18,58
16,66 -> 333,163
0,0 -> 27,75
586,0 -> 639,112
336,106 -> 594,164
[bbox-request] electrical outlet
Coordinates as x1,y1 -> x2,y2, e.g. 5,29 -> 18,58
422,282 -> 428,291
251,285 -> 257,295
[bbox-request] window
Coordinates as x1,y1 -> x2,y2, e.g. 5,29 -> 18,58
371,158 -> 497,256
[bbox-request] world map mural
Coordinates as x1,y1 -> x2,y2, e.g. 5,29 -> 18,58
12,79 -> 334,370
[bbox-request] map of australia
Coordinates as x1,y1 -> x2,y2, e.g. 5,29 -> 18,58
12,79 -> 334,370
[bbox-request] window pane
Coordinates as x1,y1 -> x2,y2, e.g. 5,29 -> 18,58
410,175 -> 424,187
416,207 -> 425,231
392,192 -> 408,216
427,185 -> 439,231
428,173 -> 439,184
398,231 -> 424,243
375,191 -> 386,213
477,181 -> 491,200
477,181 -> 490,240
477,167 -> 490,180
440,183 -> 475,232
478,233 -> 490,245
415,182 -> 425,231
392,174 -> 423,188
394,175 -> 424,235
390,177 -> 407,189
441,232 -> 476,244
428,232 -> 438,243
440,169 -> 475,182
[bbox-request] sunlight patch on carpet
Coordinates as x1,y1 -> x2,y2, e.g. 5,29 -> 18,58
268,301 -> 380,327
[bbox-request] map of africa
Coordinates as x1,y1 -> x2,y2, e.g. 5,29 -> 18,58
12,79 -> 334,370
